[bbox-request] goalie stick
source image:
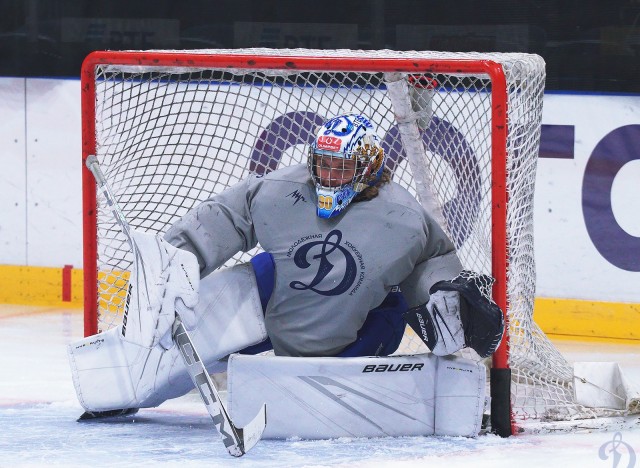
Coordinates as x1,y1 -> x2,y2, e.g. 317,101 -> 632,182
85,155 -> 266,457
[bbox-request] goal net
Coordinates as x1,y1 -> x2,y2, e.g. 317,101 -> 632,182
81,48 -> 599,430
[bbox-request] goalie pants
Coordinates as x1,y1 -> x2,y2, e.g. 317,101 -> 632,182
240,252 -> 408,357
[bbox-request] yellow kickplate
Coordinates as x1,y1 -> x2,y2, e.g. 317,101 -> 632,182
534,297 -> 640,341
0,265 -> 83,308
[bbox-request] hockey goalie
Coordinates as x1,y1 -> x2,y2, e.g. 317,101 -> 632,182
68,113 -> 505,439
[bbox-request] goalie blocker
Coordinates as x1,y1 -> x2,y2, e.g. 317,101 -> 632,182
404,271 -> 505,358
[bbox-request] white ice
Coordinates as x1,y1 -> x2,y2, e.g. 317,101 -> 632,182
1,304 -> 639,467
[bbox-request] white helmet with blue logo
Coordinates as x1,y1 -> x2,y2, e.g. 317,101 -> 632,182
307,114 -> 386,218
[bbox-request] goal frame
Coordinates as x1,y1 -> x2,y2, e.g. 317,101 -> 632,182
81,50 -> 512,433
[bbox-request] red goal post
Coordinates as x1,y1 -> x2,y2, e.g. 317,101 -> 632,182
81,49 -> 554,435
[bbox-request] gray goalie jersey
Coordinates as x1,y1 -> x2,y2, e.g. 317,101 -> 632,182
165,164 -> 462,357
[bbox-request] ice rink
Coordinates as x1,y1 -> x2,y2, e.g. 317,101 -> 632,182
1,304 -> 638,467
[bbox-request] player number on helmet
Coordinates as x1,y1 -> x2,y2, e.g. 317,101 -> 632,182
318,195 -> 333,210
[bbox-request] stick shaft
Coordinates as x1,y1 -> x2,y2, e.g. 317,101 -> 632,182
84,155 -> 250,457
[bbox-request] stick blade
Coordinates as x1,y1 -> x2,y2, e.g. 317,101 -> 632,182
239,403 -> 267,454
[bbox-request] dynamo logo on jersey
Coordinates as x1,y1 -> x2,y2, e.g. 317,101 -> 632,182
289,229 -> 359,296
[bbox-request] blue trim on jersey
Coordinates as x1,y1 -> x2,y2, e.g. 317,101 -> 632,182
240,251 -> 407,357
250,251 -> 276,310
238,252 -> 276,355
336,290 -> 407,357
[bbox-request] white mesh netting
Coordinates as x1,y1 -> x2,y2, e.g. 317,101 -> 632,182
84,48 -> 610,422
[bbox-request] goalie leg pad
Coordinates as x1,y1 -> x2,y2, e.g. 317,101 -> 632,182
68,327 -> 145,412
68,263 -> 267,412
227,353 -> 485,439
434,355 -> 487,436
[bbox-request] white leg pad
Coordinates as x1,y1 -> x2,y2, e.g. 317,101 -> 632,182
227,353 -> 485,439
68,263 -> 267,412
434,355 -> 486,437
68,328 -> 144,411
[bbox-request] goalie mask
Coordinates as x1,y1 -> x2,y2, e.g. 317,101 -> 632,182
308,114 -> 386,218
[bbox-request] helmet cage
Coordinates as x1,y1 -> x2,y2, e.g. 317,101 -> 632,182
307,142 -> 385,192
307,142 -> 385,218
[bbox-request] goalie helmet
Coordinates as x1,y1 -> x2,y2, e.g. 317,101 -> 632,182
307,113 -> 386,218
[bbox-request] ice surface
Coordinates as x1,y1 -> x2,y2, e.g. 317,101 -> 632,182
1,304 -> 638,467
